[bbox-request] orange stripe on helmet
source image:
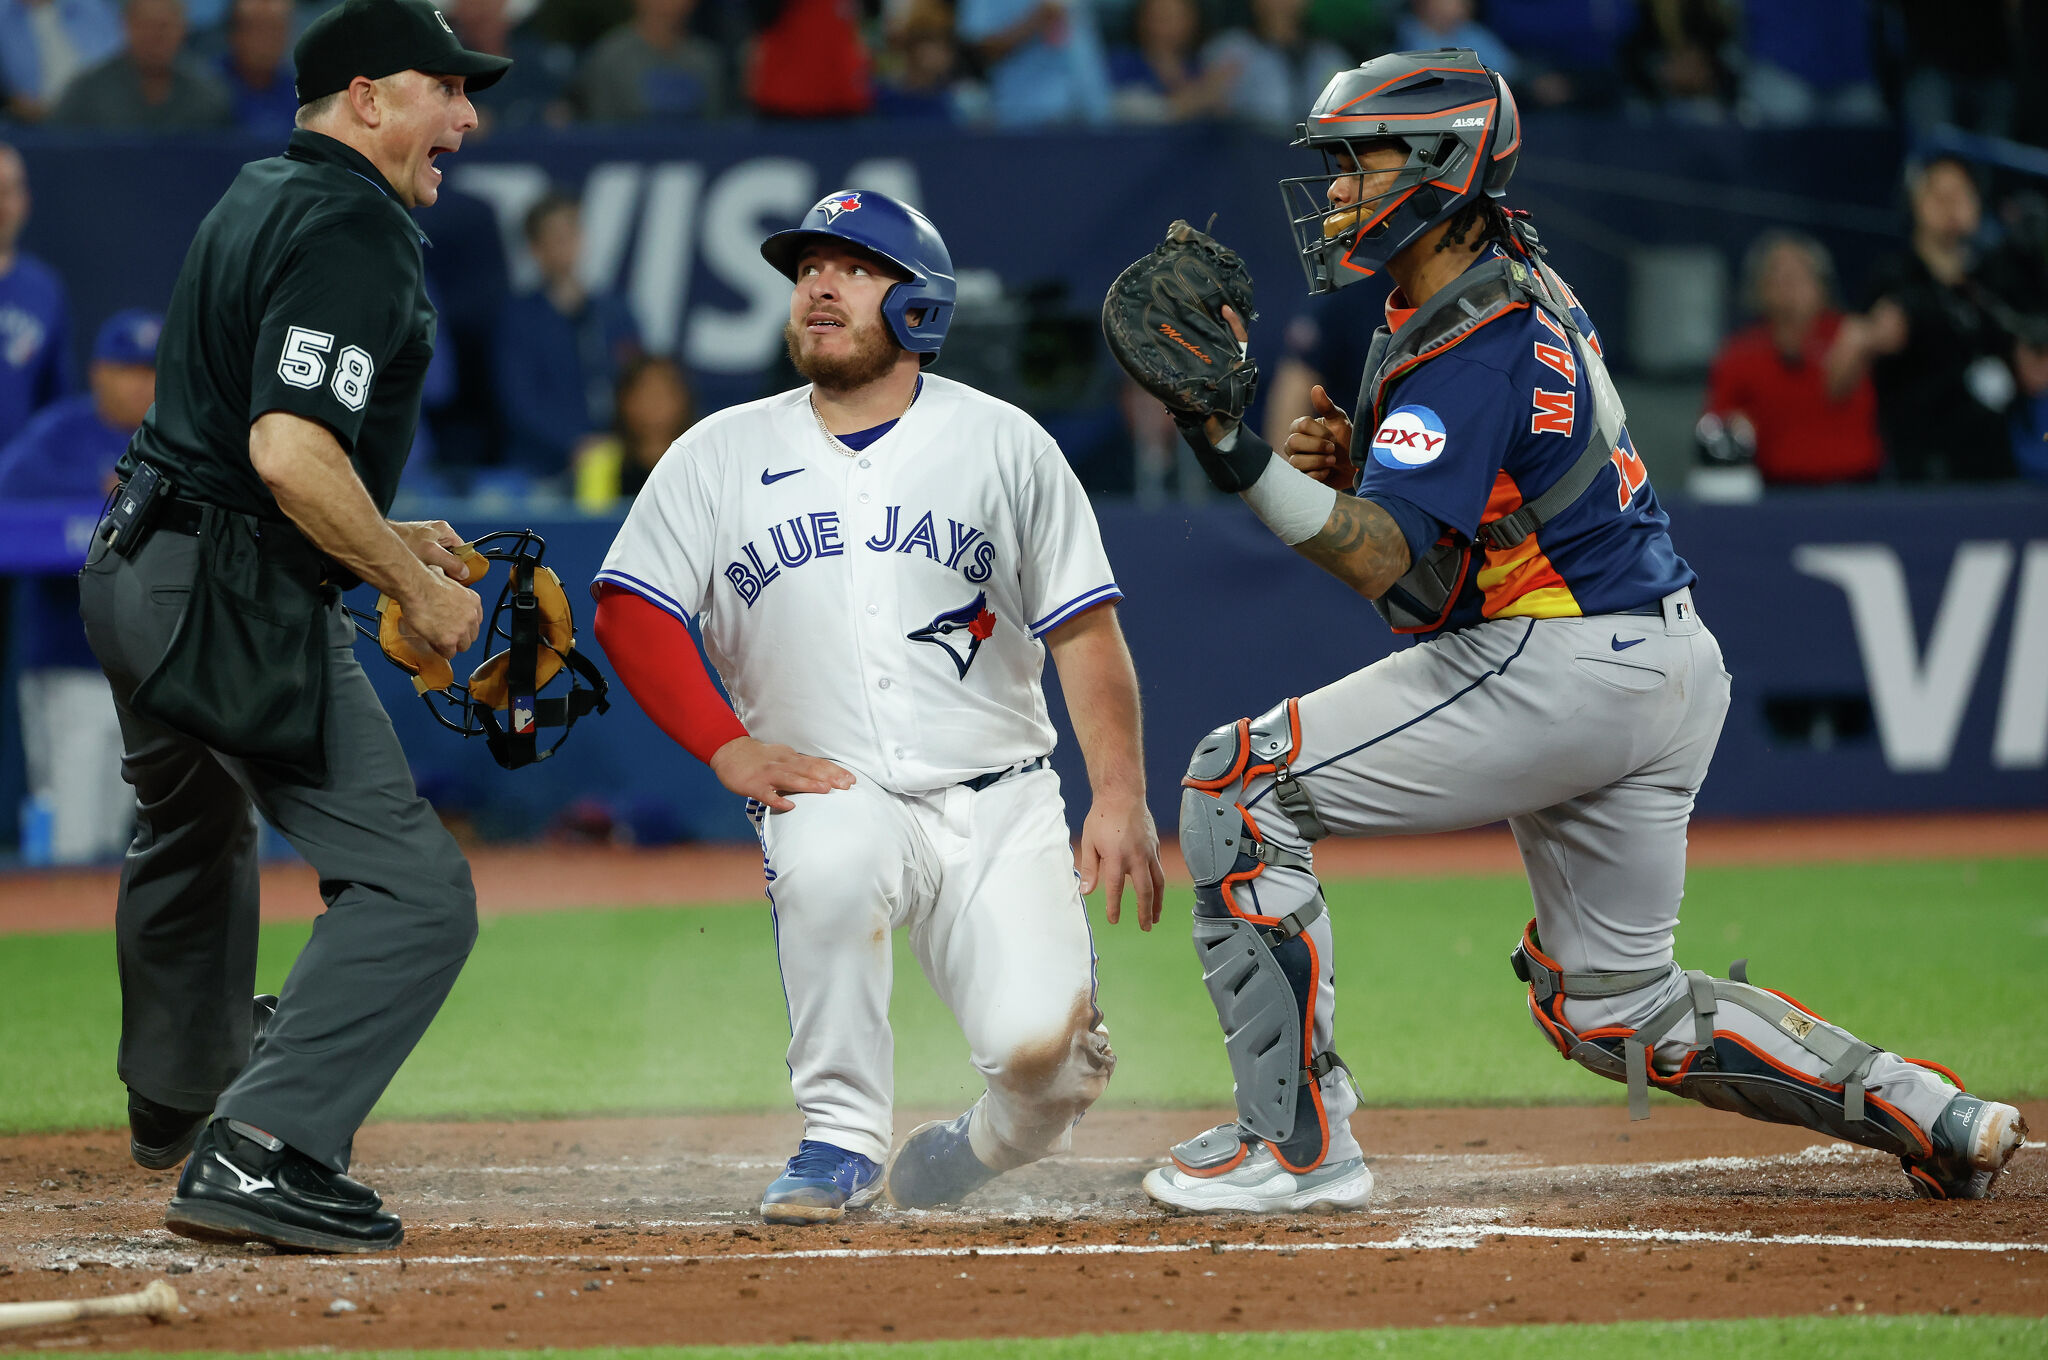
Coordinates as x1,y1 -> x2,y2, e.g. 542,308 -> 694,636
1492,79 -> 1521,160
1317,97 -> 1499,127
1335,66 -> 1498,108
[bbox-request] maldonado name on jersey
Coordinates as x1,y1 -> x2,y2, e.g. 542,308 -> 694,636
724,505 -> 996,607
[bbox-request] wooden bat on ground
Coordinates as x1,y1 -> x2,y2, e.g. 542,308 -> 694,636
0,1278 -> 179,1332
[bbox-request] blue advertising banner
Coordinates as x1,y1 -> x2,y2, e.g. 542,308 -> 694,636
360,490 -> 2048,835
9,117 -> 1907,420
13,488 -> 2037,848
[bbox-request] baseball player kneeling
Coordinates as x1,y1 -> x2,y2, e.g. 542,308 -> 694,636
1104,50 -> 2026,1214
594,191 -> 1165,1224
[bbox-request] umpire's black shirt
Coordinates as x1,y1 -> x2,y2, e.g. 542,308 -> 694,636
120,130 -> 436,517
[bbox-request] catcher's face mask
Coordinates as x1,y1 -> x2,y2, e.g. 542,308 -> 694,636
348,529 -> 609,768
1280,53 -> 1521,292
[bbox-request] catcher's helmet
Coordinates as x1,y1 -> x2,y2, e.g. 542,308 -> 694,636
1282,48 -> 1522,292
760,189 -> 956,361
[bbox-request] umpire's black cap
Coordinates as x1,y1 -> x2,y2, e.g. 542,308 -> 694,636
294,0 -> 512,105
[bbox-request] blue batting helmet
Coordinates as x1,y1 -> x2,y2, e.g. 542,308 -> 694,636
1280,49 -> 1521,292
760,190 -> 956,361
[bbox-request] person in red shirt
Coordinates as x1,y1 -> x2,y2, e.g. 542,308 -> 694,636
1703,230 -> 1886,486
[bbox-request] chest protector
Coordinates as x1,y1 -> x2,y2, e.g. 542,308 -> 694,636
1354,246 -> 1628,633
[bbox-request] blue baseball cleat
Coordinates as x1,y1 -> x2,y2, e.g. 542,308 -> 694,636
883,1109 -> 999,1209
760,1140 -> 882,1224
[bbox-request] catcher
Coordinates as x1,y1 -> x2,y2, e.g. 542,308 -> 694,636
1102,48 -> 2027,1214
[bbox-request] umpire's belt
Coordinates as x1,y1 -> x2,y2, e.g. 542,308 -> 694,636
150,496 -> 209,538
121,494 -> 354,588
960,755 -> 1048,792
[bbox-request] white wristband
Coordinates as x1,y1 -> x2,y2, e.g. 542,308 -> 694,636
1239,451 -> 1338,545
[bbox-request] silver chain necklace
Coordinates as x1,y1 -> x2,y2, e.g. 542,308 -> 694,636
808,379 -> 921,458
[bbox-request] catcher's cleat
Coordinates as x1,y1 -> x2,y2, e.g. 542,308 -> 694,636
883,1110 -> 998,1209
130,994 -> 282,1170
1901,1095 -> 2028,1200
166,1120 -> 399,1254
1142,1139 -> 1373,1215
760,1140 -> 882,1224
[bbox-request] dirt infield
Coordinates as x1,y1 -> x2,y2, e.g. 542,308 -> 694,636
4,810 -> 2045,936
1,1105 -> 2041,1350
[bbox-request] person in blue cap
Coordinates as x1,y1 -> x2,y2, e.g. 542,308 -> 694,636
0,143 -> 75,451
0,308 -> 161,865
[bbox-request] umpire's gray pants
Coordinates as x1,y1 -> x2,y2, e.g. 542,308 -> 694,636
79,526 -> 476,1172
1212,591 -> 1954,1152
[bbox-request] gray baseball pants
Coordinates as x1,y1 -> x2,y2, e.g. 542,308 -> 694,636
79,525 -> 476,1173
1207,589 -> 1958,1162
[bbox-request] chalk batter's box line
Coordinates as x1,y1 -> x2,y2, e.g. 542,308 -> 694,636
311,1223 -> 2048,1268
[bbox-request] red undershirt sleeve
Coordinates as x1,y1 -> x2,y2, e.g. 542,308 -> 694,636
592,584 -> 748,766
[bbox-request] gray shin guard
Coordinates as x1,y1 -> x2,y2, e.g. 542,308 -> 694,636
1191,893 -> 1334,1141
1516,936 -> 1929,1160
1181,702 -> 1347,1170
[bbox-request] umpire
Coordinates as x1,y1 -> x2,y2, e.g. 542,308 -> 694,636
77,0 -> 509,1254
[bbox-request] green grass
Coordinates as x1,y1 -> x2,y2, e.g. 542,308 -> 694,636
68,1315 -> 2048,1359
2,858 -> 2042,1134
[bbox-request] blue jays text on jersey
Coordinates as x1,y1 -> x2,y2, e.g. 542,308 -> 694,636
722,506 -> 996,606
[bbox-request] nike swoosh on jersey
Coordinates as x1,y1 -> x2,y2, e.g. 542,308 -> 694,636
760,467 -> 804,485
1611,635 -> 1645,651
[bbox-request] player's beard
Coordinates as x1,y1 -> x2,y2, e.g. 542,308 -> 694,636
785,313 -> 901,394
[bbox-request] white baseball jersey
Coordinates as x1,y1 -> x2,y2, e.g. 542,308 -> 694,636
595,373 -> 1121,793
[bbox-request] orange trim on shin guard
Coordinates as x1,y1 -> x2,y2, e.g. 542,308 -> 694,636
1170,1142 -> 1249,1179
1902,1057 -> 1967,1092
1269,929 -> 1332,1175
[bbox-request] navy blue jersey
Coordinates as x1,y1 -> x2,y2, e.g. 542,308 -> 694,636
1353,247 -> 1693,636
0,253 -> 74,449
0,393 -> 132,668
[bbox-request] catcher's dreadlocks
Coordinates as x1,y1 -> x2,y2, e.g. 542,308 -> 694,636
1436,198 -> 1514,254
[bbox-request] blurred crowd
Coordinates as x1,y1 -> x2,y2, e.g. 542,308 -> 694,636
4,0 -> 2048,135
6,4 -> 2048,863
6,0 -> 2048,502
1246,137 -> 2048,495
1695,156 -> 2048,488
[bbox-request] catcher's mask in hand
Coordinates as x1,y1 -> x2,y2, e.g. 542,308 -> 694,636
349,529 -> 610,769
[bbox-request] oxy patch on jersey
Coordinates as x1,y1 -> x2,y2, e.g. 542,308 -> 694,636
908,591 -> 997,679
1371,404 -> 1448,469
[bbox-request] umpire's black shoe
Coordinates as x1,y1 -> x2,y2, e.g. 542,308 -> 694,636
128,1091 -> 210,1171
166,1120 -> 401,1254
129,994 -> 284,1171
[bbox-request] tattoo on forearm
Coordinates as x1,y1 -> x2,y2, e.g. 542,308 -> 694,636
1295,495 -> 1411,596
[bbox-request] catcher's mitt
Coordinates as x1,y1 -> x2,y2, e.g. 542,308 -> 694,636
1101,219 -> 1259,425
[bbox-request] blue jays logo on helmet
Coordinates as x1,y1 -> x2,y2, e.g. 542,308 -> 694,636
819,192 -> 863,221
759,189 -> 957,362
908,591 -> 996,679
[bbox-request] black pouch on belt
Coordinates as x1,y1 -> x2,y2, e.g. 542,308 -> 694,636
130,504 -> 331,781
